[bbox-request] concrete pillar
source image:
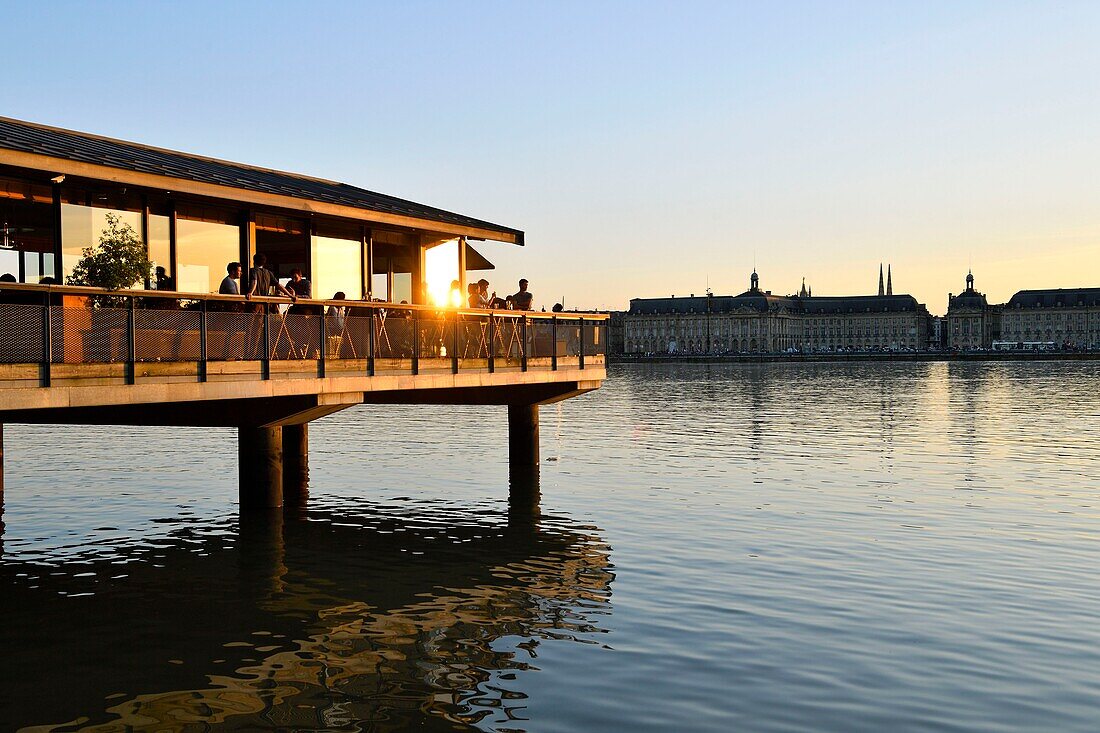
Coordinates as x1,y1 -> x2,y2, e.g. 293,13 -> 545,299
282,423 -> 309,509
239,426 -> 283,509
508,404 -> 539,468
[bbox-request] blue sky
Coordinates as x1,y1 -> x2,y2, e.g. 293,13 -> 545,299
5,1 -> 1099,312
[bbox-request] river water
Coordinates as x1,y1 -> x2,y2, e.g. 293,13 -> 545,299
2,361 -> 1100,731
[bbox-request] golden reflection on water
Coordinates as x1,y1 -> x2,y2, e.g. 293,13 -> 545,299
10,501 -> 612,732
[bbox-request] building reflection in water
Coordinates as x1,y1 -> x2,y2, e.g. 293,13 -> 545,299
0,492 -> 613,731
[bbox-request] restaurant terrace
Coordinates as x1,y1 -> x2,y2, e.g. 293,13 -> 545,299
0,117 -> 605,508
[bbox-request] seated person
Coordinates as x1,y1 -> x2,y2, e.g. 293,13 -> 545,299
287,268 -> 315,315
467,282 -> 480,309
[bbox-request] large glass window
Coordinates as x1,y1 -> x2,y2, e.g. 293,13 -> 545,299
424,238 -> 460,307
311,221 -> 362,300
0,174 -> 55,283
176,205 -> 240,294
255,213 -> 307,284
148,213 -> 171,284
61,188 -> 143,285
372,229 -> 416,304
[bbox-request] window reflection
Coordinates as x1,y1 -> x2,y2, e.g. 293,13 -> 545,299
148,214 -> 171,283
311,233 -> 362,300
176,206 -> 239,294
61,204 -> 143,284
0,175 -> 54,283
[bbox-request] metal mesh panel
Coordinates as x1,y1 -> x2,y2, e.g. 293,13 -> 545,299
377,312 -> 415,358
0,304 -> 45,363
335,313 -> 371,359
527,320 -> 555,359
459,319 -> 489,358
584,322 -> 605,356
560,322 -> 582,358
271,313 -> 321,360
493,316 -> 525,364
134,308 -> 202,361
52,306 -> 128,363
417,316 -> 450,358
206,311 -> 259,360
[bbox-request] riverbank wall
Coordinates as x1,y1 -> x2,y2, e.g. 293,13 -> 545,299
611,352 -> 1100,365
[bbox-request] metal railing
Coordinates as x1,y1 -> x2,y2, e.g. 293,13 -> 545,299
0,283 -> 607,386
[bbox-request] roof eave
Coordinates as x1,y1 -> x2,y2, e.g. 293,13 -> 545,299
0,148 -> 524,245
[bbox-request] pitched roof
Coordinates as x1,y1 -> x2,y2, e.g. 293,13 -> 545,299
1007,288 -> 1100,308
0,116 -> 523,243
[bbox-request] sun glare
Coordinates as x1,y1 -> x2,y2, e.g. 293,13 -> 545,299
425,238 -> 460,307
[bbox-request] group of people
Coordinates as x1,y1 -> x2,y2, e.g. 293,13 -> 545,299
462,278 -> 534,311
221,253 -> 538,313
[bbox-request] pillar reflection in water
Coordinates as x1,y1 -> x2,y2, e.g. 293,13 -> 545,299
0,496 -> 613,731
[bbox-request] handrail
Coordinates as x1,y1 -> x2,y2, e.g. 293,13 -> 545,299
0,282 -> 610,320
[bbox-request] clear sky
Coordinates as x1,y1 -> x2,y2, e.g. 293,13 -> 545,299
5,1 -> 1099,314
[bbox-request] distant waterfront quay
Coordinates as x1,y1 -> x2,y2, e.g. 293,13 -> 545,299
616,266 -> 1100,356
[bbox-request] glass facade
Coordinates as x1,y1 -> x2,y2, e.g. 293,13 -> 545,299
61,203 -> 143,284
176,206 -> 240,294
0,175 -> 54,283
311,228 -> 362,300
0,167 -> 454,301
424,238 -> 459,306
148,213 -> 171,284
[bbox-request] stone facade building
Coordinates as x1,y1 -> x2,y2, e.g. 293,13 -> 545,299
999,288 -> 1100,348
945,271 -> 1000,349
623,269 -> 931,354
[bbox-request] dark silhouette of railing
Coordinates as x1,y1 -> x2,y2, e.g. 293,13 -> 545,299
0,284 -> 606,387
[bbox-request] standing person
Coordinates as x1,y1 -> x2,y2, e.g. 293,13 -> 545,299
246,254 -> 295,302
245,253 -> 294,358
512,278 -> 533,311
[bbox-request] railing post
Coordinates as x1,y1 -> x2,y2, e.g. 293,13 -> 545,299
412,309 -> 420,375
318,303 -> 327,378
579,318 -> 585,370
41,297 -> 51,387
451,313 -> 459,374
551,316 -> 558,371
521,315 -> 528,372
488,312 -> 496,373
126,296 -> 136,385
199,299 -> 208,382
262,306 -> 271,380
368,306 -> 376,377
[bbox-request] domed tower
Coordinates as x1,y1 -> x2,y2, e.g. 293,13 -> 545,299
750,269 -> 759,292
966,269 -> 975,293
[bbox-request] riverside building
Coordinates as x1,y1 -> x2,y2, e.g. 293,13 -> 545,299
623,266 -> 932,354
945,271 -> 1000,350
998,288 -> 1100,349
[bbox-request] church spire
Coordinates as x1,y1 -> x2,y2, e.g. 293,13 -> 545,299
886,264 -> 892,295
878,263 -> 884,296
799,277 -> 808,297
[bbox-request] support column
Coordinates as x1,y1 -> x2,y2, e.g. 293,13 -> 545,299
508,403 -> 540,469
239,426 -> 283,509
282,423 -> 309,509
0,423 -> 4,500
